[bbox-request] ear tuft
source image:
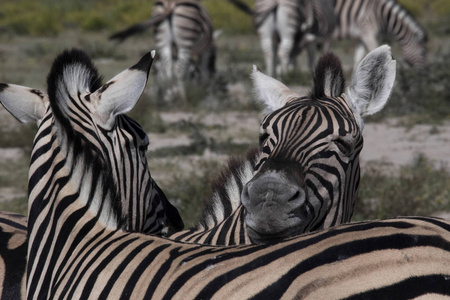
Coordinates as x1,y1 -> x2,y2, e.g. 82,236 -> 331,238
130,51 -> 155,77
312,53 -> 345,98
92,52 -> 154,129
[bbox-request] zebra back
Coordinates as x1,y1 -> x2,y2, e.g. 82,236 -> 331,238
332,0 -> 427,66
0,211 -> 27,300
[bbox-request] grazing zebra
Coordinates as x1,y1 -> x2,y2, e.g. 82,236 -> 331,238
300,0 -> 427,69
110,0 -> 216,96
1,48 -> 449,299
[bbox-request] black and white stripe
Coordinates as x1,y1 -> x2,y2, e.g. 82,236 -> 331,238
2,48 -> 450,299
240,45 -> 396,243
306,0 -> 427,67
0,211 -> 27,300
251,0 -> 307,76
110,0 -> 216,84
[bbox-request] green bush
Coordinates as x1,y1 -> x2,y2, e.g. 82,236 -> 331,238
354,155 -> 450,221
367,51 -> 450,125
159,160 -> 221,227
0,0 -> 254,36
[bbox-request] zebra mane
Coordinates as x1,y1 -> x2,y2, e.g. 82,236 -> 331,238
311,53 -> 345,99
47,49 -> 103,127
45,49 -> 124,229
195,147 -> 259,230
383,0 -> 427,43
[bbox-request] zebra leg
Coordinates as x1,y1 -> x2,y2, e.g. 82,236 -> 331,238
174,47 -> 193,98
257,12 -> 277,77
155,19 -> 174,81
199,45 -> 216,81
276,6 -> 297,75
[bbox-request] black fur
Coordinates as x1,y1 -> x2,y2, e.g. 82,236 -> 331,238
0,83 -> 8,93
46,49 -> 103,125
312,53 -> 345,99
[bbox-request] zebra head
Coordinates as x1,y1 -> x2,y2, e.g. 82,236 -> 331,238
242,45 -> 396,244
0,49 -> 183,236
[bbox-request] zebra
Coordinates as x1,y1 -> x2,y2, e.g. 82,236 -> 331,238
1,46 -> 449,299
0,211 -> 27,299
299,0 -> 427,69
238,44 -> 398,244
227,0 -> 334,76
110,0 -> 216,97
250,0 -> 308,77
0,82 -> 184,238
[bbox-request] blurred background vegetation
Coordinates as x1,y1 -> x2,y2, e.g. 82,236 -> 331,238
0,0 -> 449,227
0,0 -> 448,36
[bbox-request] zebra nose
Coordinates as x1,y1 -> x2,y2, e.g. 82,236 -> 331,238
242,172 -> 305,215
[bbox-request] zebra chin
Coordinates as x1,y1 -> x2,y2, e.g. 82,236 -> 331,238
241,170 -> 311,244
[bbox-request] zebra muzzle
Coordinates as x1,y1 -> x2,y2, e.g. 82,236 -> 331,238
241,171 -> 309,242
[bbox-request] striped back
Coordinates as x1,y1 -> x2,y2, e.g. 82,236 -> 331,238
152,0 -> 215,80
0,211 -> 27,299
332,0 -> 427,66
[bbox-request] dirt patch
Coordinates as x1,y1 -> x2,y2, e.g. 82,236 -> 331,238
361,120 -> 450,171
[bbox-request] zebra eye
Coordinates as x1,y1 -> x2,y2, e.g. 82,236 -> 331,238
334,139 -> 352,156
139,144 -> 148,156
259,132 -> 269,145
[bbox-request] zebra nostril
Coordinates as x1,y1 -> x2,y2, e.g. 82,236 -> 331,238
288,191 -> 300,202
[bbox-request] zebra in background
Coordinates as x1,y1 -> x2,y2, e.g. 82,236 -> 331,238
251,0 -> 307,77
110,0 -> 216,97
303,0 -> 427,68
1,46 -> 449,299
227,0 -> 335,76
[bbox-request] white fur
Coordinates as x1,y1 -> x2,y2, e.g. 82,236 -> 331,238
0,84 -> 49,125
92,52 -> 154,130
251,65 -> 300,114
347,45 -> 397,129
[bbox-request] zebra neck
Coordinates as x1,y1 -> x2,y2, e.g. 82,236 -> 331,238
28,115 -> 121,235
376,0 -> 424,44
169,205 -> 250,245
195,149 -> 258,232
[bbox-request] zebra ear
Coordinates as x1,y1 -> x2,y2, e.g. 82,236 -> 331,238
92,51 -> 155,129
251,65 -> 300,114
0,83 -> 49,125
347,45 -> 396,127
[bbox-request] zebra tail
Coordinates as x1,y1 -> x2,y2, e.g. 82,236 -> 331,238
227,0 -> 254,15
109,14 -> 168,42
